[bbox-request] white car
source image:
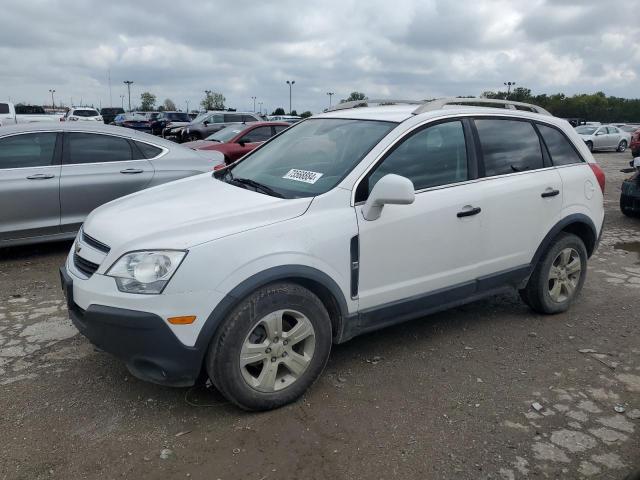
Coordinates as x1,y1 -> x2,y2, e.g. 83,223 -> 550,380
61,97 -> 605,411
575,125 -> 630,152
63,107 -> 103,122
0,101 -> 61,126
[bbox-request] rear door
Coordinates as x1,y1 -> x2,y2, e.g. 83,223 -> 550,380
0,131 -> 61,241
59,132 -> 154,232
593,127 -> 608,150
471,117 -> 563,276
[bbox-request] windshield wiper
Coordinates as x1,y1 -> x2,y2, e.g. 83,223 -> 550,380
231,177 -> 285,198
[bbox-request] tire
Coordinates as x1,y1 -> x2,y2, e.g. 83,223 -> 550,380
618,140 -> 628,152
519,233 -> 588,314
621,196 -> 637,217
586,141 -> 594,152
206,282 -> 332,411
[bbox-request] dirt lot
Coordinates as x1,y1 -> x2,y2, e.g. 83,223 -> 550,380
0,152 -> 638,480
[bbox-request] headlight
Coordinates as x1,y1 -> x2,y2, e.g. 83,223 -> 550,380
106,250 -> 187,294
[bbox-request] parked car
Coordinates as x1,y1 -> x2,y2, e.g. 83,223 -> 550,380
113,113 -> 152,132
181,111 -> 261,142
630,130 -> 640,157
620,157 -> 640,217
0,123 -> 224,247
182,121 -> 289,166
0,102 -> 61,126
60,97 -> 604,411
100,107 -> 125,125
575,125 -> 630,152
268,115 -> 302,124
62,108 -> 103,123
150,111 -> 191,136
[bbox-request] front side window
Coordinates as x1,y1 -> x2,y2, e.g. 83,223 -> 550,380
66,133 -> 132,164
241,126 -> 272,143
0,132 -> 57,169
537,124 -> 583,166
606,126 -> 619,134
361,121 -> 468,199
475,119 -> 543,176
226,118 -> 396,198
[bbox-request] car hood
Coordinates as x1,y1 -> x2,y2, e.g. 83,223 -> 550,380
82,173 -> 312,251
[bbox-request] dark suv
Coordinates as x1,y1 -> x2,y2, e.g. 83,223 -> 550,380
151,111 -> 191,136
181,111 -> 261,142
100,107 -> 125,125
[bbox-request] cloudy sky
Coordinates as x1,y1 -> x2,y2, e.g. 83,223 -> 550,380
2,0 -> 639,113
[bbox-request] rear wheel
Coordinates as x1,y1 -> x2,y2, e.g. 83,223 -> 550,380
618,140 -> 628,152
519,233 -> 587,314
206,282 -> 332,411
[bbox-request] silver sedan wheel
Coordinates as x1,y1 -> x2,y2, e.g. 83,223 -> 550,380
548,248 -> 581,303
240,309 -> 316,392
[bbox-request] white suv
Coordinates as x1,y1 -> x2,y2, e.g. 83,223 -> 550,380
60,98 -> 605,410
64,107 -> 103,122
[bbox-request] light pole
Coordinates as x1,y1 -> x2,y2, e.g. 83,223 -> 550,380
326,91 -> 334,109
49,89 -> 56,110
504,81 -> 516,98
120,95 -> 125,109
286,80 -> 295,114
123,80 -> 134,111
258,102 -> 263,115
185,100 -> 190,113
251,96 -> 257,112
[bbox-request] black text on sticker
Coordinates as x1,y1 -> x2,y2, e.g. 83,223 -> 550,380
283,169 -> 324,184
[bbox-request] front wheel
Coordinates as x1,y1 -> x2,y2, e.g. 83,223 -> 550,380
618,140 -> 628,152
586,141 -> 594,152
519,233 -> 587,314
206,282 -> 332,411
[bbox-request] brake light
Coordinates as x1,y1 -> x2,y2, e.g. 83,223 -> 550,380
589,163 -> 606,194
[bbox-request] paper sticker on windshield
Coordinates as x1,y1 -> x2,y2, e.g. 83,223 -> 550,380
283,169 -> 323,184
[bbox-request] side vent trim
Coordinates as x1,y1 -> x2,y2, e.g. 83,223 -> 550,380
350,235 -> 359,299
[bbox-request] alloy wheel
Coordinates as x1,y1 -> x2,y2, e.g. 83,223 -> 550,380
548,247 -> 582,303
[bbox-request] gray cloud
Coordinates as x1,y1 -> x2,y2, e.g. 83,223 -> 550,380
2,0 -> 639,113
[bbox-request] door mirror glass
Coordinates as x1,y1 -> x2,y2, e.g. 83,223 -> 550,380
361,174 -> 415,221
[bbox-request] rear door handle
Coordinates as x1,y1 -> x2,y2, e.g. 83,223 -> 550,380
120,168 -> 144,174
457,206 -> 482,218
541,188 -> 560,198
26,173 -> 55,180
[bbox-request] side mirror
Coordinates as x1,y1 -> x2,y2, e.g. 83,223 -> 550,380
238,139 -> 247,147
595,131 -> 604,136
361,174 -> 415,221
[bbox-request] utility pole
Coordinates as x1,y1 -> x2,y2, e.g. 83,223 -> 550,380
123,80 -> 134,111
49,89 -> 56,110
286,80 -> 295,114
258,102 -> 263,114
120,95 -> 125,109
504,81 -> 516,98
251,96 -> 256,112
326,91 -> 334,109
185,100 -> 190,112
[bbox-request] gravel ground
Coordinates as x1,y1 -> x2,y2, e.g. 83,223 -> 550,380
0,151 -> 638,480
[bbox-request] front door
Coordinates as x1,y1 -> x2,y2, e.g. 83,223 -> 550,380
59,132 -> 154,232
0,131 -> 61,241
355,120 -> 484,315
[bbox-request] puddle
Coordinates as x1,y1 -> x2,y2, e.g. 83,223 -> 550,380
613,242 -> 640,264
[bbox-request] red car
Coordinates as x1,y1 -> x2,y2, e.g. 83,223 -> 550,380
182,121 -> 290,167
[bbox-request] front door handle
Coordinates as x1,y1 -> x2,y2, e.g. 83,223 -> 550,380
120,168 -> 144,174
541,188 -> 560,198
457,206 -> 482,218
26,173 -> 55,180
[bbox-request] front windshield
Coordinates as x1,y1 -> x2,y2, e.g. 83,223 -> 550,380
206,125 -> 244,142
575,126 -> 597,135
226,118 -> 396,198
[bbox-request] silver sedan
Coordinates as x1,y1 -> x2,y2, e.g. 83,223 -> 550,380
0,123 -> 224,247
575,125 -> 631,152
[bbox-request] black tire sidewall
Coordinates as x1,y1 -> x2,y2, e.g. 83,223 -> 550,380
586,141 -> 593,152
207,283 -> 332,411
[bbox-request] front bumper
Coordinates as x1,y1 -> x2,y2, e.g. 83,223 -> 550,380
621,179 -> 640,214
60,266 -> 204,386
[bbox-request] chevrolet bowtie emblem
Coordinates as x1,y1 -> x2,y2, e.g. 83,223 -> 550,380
75,244 -> 81,254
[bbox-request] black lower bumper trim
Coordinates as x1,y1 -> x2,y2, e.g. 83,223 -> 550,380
60,267 -> 204,387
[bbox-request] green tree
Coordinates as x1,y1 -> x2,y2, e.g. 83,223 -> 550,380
139,92 -> 156,111
290,110 -> 298,116
340,91 -> 366,103
201,92 -> 225,111
300,111 -> 312,118
272,107 -> 285,115
163,98 -> 176,111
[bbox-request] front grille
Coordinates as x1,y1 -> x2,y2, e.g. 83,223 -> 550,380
73,252 -> 100,277
82,231 -> 110,253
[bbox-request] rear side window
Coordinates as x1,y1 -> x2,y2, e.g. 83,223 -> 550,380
242,115 -> 258,123
134,141 -> 163,159
0,103 -> 10,114
274,125 -> 288,134
363,120 -> 468,197
242,126 -> 272,143
537,124 -> 583,166
66,133 -> 132,164
224,114 -> 244,123
0,132 -> 57,169
475,119 -> 543,176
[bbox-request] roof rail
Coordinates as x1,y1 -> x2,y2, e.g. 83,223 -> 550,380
327,98 -> 423,112
412,97 -> 552,116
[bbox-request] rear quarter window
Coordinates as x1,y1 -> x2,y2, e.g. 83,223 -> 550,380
537,124 -> 584,166
134,141 -> 163,159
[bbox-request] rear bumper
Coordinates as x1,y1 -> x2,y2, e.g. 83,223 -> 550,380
60,266 -> 204,386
